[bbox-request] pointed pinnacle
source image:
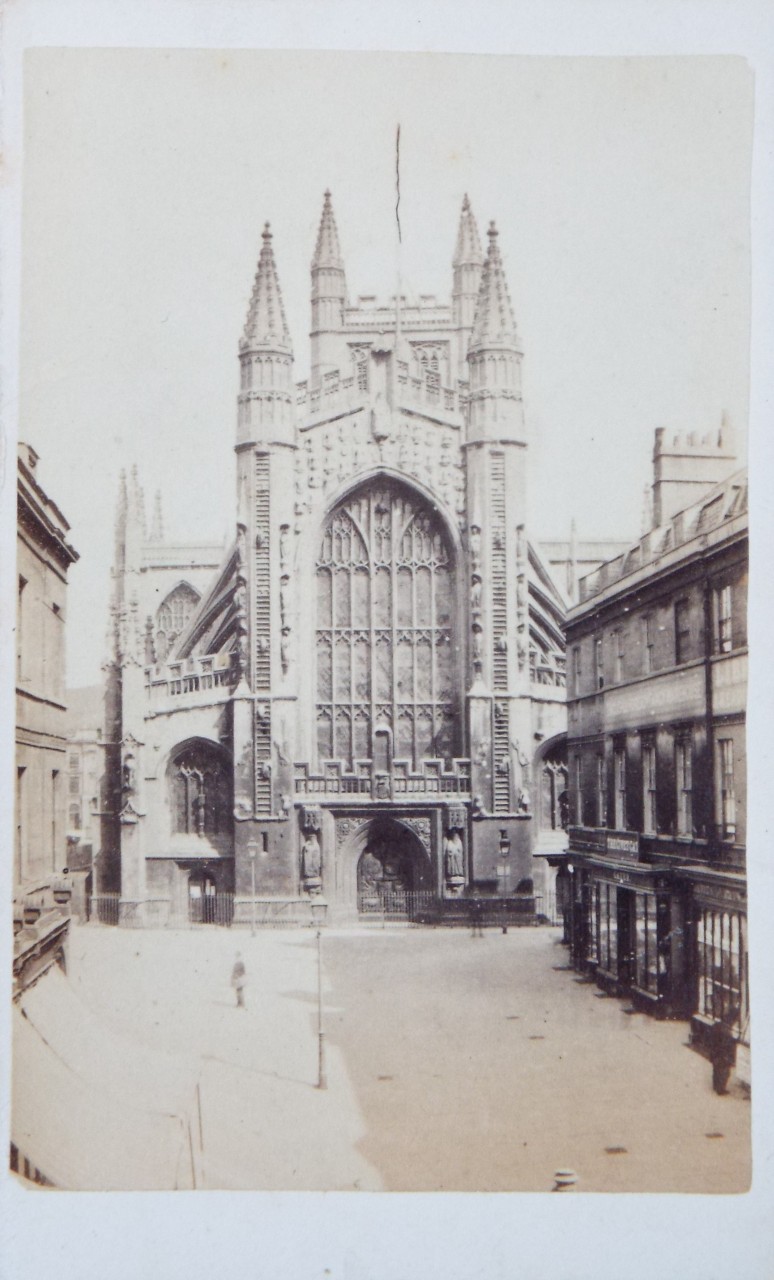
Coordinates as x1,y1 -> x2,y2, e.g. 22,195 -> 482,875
243,220 -> 292,353
312,189 -> 345,272
470,218 -> 518,349
453,194 -> 483,268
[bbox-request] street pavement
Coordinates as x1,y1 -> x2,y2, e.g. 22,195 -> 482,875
65,921 -> 750,1192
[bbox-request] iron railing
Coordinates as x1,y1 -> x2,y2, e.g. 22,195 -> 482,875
89,893 -> 120,925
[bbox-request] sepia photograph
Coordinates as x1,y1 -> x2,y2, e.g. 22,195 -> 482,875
3,11 -> 773,1273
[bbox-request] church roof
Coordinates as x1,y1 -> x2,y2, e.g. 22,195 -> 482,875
242,223 -> 292,354
312,189 -> 346,273
470,222 -> 519,351
452,194 -> 483,268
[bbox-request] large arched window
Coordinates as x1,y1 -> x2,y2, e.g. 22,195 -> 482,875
316,481 -> 458,769
168,740 -> 231,837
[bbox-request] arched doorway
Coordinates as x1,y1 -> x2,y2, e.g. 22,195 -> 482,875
349,817 -> 431,917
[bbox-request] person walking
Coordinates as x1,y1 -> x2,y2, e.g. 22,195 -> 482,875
709,1005 -> 738,1095
231,951 -> 247,1009
470,895 -> 485,939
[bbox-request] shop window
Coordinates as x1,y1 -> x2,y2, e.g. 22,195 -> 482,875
718,738 -> 736,839
697,908 -> 749,1042
674,599 -> 691,665
642,741 -> 657,835
715,584 -> 733,654
614,746 -> 626,830
596,754 -> 607,827
634,893 -> 660,995
598,883 -> 618,974
675,737 -> 693,836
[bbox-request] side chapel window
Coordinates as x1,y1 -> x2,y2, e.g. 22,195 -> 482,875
155,582 -> 201,662
169,742 -> 231,837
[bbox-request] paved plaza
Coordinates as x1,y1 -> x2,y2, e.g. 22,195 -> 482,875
63,922 -> 751,1192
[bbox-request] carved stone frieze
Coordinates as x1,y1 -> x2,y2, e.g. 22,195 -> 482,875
294,415 -> 465,520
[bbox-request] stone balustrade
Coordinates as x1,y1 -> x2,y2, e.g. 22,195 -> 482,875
145,653 -> 238,704
294,757 -> 472,798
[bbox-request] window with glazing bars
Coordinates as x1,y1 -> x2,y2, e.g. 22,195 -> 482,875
675,736 -> 693,836
718,737 -> 736,838
596,754 -> 607,827
614,746 -> 626,829
642,741 -> 657,834
715,584 -> 733,654
316,482 -> 457,770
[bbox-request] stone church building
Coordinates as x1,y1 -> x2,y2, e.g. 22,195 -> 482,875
103,194 -> 569,925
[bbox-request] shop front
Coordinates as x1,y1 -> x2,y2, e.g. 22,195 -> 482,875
566,829 -> 684,1017
686,871 -> 749,1054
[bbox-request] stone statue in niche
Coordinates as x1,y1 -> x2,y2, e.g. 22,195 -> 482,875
511,739 -> 532,813
472,625 -> 484,669
280,627 -> 291,675
236,523 -> 247,568
301,831 -> 322,894
469,524 -> 482,573
443,829 -> 465,895
279,576 -> 290,627
121,755 -> 136,798
279,524 -> 289,570
470,575 -> 482,613
295,803 -> 319,896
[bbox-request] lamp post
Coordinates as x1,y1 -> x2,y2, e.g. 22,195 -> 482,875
247,839 -> 257,937
90,847 -> 100,924
316,928 -> 327,1090
498,828 -> 511,935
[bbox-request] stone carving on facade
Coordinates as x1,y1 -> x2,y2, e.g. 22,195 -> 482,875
399,815 -> 432,851
511,738 -> 532,813
292,415 -> 466,524
443,829 -> 465,893
334,815 -> 365,849
472,623 -> 484,675
279,523 -> 290,570
515,522 -> 528,671
300,805 -> 323,894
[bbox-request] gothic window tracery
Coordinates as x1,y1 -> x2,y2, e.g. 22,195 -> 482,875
316,483 -> 458,769
168,741 -> 231,837
155,582 -> 200,662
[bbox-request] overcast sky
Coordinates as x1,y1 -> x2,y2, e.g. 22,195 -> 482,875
20,50 -> 753,689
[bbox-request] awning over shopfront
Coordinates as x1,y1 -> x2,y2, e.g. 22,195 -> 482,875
12,968 -> 198,1190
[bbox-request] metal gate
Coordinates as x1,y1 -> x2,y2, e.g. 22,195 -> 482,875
187,891 -> 234,927
357,887 -> 437,921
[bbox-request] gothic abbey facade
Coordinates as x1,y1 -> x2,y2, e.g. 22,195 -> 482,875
103,194 -> 568,924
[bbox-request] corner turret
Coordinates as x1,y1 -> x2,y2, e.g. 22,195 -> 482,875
466,221 -> 525,444
310,190 -> 348,388
452,194 -> 483,381
238,223 -> 295,447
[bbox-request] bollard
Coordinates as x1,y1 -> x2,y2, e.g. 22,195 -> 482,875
552,1168 -> 578,1192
